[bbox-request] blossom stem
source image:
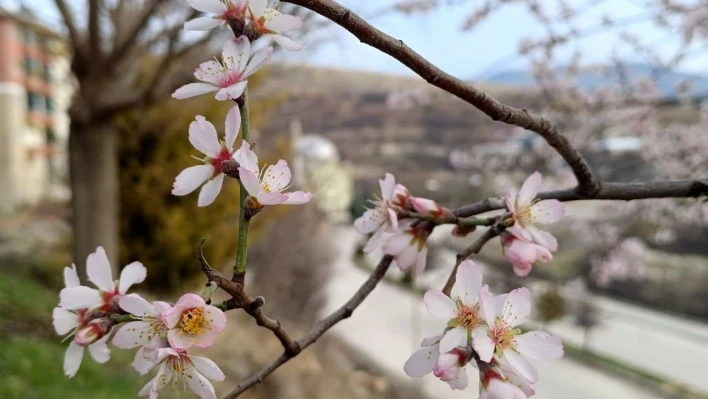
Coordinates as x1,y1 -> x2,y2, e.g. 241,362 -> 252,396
457,216 -> 496,227
110,314 -> 138,324
406,211 -> 494,226
234,90 -> 252,278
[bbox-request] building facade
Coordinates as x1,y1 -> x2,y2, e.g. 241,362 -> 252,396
0,9 -> 71,212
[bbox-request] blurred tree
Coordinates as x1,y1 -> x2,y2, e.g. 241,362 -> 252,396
535,285 -> 566,329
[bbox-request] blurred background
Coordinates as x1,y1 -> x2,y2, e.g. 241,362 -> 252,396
0,0 -> 707,398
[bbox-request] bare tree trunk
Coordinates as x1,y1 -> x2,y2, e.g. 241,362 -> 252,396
69,122 -> 119,281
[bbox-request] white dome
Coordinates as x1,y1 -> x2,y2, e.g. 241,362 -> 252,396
295,134 -> 340,162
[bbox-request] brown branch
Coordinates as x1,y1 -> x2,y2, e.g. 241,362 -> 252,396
281,0 -> 600,197
442,217 -> 508,295
222,255 -> 394,399
53,0 -> 84,59
197,240 -> 300,356
453,178 -> 708,218
107,0 -> 168,65
88,0 -> 101,58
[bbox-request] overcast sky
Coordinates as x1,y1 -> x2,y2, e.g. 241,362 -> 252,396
6,0 -> 707,80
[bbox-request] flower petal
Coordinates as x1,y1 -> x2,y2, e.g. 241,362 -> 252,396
132,347 -> 157,375
355,209 -> 384,234
112,321 -> 152,348
187,0 -> 226,13
248,0 -> 267,17
471,327 -> 495,362
64,341 -> 84,378
256,192 -> 289,205
172,165 -> 213,196
269,34 -> 302,51
190,116 -> 221,158
237,168 -> 261,197
478,285 -> 496,326
233,141 -> 258,173
403,344 -> 440,377
172,83 -> 218,99
223,36 -> 250,72
363,227 -> 384,254
194,61 -> 223,84
87,246 -> 114,292
261,160 -> 291,192
504,350 -> 539,383
423,290 -> 457,319
215,81 -> 248,101
446,368 -> 468,390
528,227 -> 558,252
139,363 -> 171,397
53,307 -> 79,335
184,16 -> 224,30
167,329 -> 194,350
153,301 -> 171,314
64,264 -> 80,288
205,305 -> 227,333
191,356 -> 226,381
379,173 -> 395,201
530,199 -> 564,224
118,262 -> 147,295
386,207 -> 398,231
394,245 -> 418,271
283,191 -> 312,205
119,294 -> 156,317
382,232 -> 410,256
450,260 -> 482,306
243,46 -> 273,79
60,286 -> 102,310
198,174 -> 225,207
413,246 -> 428,276
224,106 -> 241,150
502,287 -> 531,327
266,14 -> 303,32
516,330 -> 564,360
186,368 -> 217,399
88,336 -> 111,363
420,334 -> 444,347
439,325 -> 467,353
505,187 -> 517,213
518,171 -> 542,206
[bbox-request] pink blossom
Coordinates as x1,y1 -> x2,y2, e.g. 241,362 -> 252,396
233,141 -> 313,207
404,334 -> 442,378
59,246 -> 146,312
172,107 -> 241,207
382,222 -> 430,275
433,347 -> 472,390
184,0 -> 248,30
161,294 -> 226,350
113,294 -> 172,349
506,172 -> 564,251
172,36 -> 272,101
478,286 -> 563,384
500,232 -> 553,276
479,357 -> 535,399
137,347 -> 225,399
422,260 -> 495,358
412,197 -> 449,219
53,308 -> 111,378
248,0 -> 304,51
354,173 -> 401,253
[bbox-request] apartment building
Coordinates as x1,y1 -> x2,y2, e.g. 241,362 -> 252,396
0,8 -> 72,212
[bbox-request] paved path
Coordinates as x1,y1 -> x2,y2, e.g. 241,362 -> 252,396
323,227 -> 664,399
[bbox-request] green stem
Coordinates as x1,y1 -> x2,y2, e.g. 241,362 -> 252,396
234,90 -> 251,277
457,216 -> 495,227
110,314 -> 138,324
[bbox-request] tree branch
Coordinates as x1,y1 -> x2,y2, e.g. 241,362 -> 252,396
453,178 -> 708,218
222,255 -> 394,399
53,0 -> 84,59
88,0 -> 101,58
107,0 -> 168,65
281,0 -> 600,197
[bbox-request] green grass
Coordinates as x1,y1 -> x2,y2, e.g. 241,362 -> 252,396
0,270 -> 147,399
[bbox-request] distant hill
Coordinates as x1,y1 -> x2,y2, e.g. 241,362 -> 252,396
483,63 -> 708,99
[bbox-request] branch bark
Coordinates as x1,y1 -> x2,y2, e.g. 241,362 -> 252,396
281,0 -> 600,196
53,0 -> 85,60
221,255 -> 393,399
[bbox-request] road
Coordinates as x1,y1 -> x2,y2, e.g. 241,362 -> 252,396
322,227 -> 665,399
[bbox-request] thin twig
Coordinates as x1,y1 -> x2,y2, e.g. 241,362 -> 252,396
233,91 -> 252,282
442,218 -> 508,295
281,0 -> 600,197
221,255 -> 394,399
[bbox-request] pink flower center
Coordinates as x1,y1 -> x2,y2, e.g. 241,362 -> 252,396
455,301 -> 480,329
218,68 -> 243,88
490,321 -> 520,352
209,148 -> 234,176
99,286 -> 120,312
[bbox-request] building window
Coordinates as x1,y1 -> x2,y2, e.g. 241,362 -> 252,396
46,97 -> 54,113
23,28 -> 37,46
44,64 -> 52,82
27,92 -> 46,112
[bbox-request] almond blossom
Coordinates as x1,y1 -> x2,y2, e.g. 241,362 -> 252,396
354,173 -> 401,253
233,141 -> 313,206
172,108 -> 241,207
184,0 -> 248,31
161,293 -> 226,350
137,347 -> 225,399
248,0 -> 304,51
112,294 -> 172,349
478,286 -> 564,383
422,260 -> 495,357
382,222 -> 430,275
506,172 -> 564,251
412,197 -> 448,218
172,36 -> 272,101
403,334 -> 471,390
479,360 -> 531,399
59,246 -> 147,312
433,347 -> 473,390
500,232 -> 553,276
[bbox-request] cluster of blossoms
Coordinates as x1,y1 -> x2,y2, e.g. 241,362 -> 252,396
405,261 -> 564,396
54,2 -> 309,398
54,248 -> 227,398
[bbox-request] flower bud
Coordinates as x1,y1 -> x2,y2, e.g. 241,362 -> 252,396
391,184 -> 412,209
74,318 -> 111,346
412,197 -> 454,220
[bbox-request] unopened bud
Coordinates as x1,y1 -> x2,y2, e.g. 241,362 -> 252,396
74,318 -> 112,346
412,197 -> 454,220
